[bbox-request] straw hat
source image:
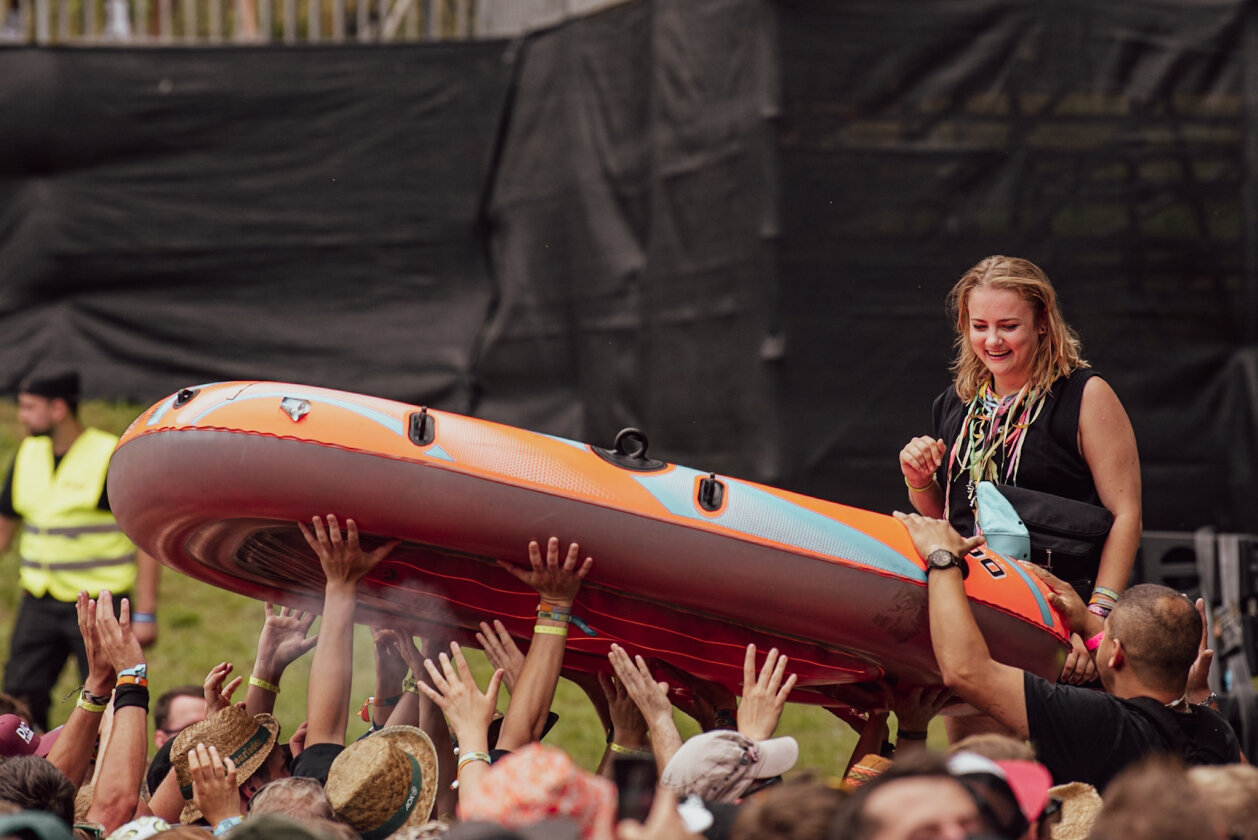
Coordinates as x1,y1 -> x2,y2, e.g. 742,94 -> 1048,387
324,725 -> 439,840
171,705 -> 281,824
1048,782 -> 1103,840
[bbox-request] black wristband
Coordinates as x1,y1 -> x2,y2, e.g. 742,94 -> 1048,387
112,684 -> 150,712
897,729 -> 928,741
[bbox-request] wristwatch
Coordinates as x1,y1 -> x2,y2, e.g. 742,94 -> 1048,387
926,549 -> 969,579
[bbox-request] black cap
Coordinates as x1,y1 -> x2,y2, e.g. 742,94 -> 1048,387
19,369 -> 80,403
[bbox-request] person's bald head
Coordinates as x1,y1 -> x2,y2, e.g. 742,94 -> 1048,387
1108,584 -> 1200,693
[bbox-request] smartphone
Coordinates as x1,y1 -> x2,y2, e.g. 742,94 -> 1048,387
613,754 -> 657,823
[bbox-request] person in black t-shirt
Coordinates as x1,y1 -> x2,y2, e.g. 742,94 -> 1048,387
895,511 -> 1241,791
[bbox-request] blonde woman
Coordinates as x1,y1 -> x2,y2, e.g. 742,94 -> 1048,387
899,256 -> 1141,687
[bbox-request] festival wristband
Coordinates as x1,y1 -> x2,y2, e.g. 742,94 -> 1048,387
538,601 -> 572,614
609,742 -> 652,757
116,675 -> 148,688
130,612 -> 156,624
213,817 -> 244,837
1090,586 -> 1120,603
457,751 -> 492,771
533,624 -> 569,637
1087,603 -> 1112,619
77,694 -> 108,714
537,610 -> 573,623
248,675 -> 281,694
118,664 -> 147,680
1084,631 -> 1105,651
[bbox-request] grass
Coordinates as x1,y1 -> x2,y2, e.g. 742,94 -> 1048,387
0,399 -> 943,777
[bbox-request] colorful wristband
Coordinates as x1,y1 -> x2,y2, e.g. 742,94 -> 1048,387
130,612 -> 156,624
118,664 -> 147,680
537,610 -> 573,623
533,624 -> 569,637
1084,631 -> 1105,651
248,675 -> 281,694
457,751 -> 492,771
1087,603 -> 1112,619
116,675 -> 148,688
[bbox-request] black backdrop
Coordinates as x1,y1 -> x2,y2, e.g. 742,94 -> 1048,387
1,0 -> 1255,532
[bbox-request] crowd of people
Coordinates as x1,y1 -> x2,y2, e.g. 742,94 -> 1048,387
1,256 -> 1255,840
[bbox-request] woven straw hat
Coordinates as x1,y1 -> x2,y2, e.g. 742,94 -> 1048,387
1048,781 -> 1103,840
171,705 -> 281,824
324,725 -> 439,840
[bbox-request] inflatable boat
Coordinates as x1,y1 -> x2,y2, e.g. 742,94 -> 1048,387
108,381 -> 1069,711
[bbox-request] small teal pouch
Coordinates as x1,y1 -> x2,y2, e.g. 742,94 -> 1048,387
975,480 -> 1030,562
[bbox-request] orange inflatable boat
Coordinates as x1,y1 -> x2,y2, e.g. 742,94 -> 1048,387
108,381 -> 1068,710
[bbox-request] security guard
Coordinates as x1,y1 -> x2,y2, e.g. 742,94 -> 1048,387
0,369 -> 158,729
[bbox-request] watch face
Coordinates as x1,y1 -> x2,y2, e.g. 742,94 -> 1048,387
928,549 -> 957,570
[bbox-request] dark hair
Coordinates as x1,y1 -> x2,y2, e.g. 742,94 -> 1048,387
1109,584 -> 1201,693
0,756 -> 77,826
0,697 -> 34,729
153,686 -> 204,733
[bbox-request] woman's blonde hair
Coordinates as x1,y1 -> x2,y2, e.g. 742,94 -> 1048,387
947,255 -> 1087,401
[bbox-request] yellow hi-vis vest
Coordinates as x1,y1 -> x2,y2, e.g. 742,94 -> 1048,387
13,427 -> 137,601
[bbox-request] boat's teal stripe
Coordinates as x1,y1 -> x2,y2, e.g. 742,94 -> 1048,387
1001,552 -> 1055,626
631,466 -> 925,581
427,444 -> 455,462
188,390 -> 404,436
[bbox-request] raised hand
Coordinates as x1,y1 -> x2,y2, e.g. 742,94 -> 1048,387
736,644 -> 796,741
95,591 -> 145,674
188,743 -> 241,828
476,619 -> 526,692
204,661 -> 243,715
255,603 -> 318,674
77,591 -> 115,695
298,514 -> 399,589
599,672 -> 649,748
498,537 -> 593,607
417,641 -> 503,749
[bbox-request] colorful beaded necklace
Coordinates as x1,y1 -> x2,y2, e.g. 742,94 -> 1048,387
945,380 -> 1047,517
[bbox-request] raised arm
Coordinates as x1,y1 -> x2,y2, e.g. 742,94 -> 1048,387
494,537 -> 592,750
736,644 -> 797,742
246,603 -> 318,716
608,644 -> 684,774
85,591 -> 149,832
416,642 -> 503,804
893,511 -> 1029,738
298,515 -> 397,747
46,591 -> 114,787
